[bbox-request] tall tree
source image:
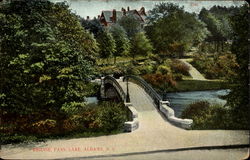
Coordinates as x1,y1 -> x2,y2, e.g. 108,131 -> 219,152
118,15 -> 141,38
130,32 -> 153,59
81,17 -> 104,37
96,30 -> 116,62
146,3 -> 208,57
108,24 -> 130,64
226,4 -> 249,129
0,0 -> 98,115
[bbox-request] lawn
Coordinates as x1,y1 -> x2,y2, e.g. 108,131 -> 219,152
167,79 -> 230,92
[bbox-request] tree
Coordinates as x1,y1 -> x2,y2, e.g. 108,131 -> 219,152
0,0 -> 98,116
130,32 -> 153,59
81,17 -> 104,37
96,30 -> 116,61
199,6 -> 235,52
108,24 -> 130,64
118,15 -> 141,38
146,3 -> 208,57
226,4 -> 249,129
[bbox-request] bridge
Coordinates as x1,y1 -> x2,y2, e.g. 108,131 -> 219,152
100,75 -> 193,131
1,75 -> 249,159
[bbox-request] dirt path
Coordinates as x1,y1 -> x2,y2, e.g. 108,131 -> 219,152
1,82 -> 248,159
179,59 -> 206,80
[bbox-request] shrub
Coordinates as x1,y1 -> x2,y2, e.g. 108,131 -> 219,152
171,59 -> 190,75
98,102 -> 127,132
143,73 -> 176,90
191,53 -> 238,79
124,63 -> 141,75
31,119 -> 57,135
181,101 -> 232,129
156,65 -> 172,75
173,73 -> 183,81
136,65 -> 154,75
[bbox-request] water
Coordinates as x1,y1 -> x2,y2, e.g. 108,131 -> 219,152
166,89 -> 230,118
85,96 -> 99,104
50,0 -> 245,19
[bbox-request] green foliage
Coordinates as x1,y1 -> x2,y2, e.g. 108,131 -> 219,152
146,3 -> 209,56
81,17 -> 104,37
198,6 -> 237,52
96,30 -> 116,60
181,101 -> 232,129
191,53 -> 238,79
130,32 -> 153,59
168,80 -> 230,92
156,65 -> 171,75
225,4 -> 249,129
98,102 -> 127,132
118,15 -> 142,38
108,24 -> 130,63
0,1 -> 99,116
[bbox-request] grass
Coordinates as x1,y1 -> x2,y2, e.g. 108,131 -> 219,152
167,79 -> 231,92
97,56 -> 147,65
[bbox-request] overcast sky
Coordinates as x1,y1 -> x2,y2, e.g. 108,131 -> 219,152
50,0 -> 245,19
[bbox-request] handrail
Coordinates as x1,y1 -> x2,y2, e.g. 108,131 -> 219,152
104,75 -> 126,101
124,75 -> 163,108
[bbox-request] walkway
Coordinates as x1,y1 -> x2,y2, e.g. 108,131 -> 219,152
1,81 -> 248,159
179,59 -> 206,80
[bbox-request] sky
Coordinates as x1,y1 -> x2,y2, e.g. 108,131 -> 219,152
50,0 -> 245,19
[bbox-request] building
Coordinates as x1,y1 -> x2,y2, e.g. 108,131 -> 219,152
99,7 -> 147,27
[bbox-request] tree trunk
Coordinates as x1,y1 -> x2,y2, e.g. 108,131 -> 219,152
221,41 -> 224,52
216,41 -> 219,52
114,56 -> 116,64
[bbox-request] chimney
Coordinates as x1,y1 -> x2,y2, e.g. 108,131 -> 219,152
113,9 -> 117,23
127,6 -> 130,11
121,7 -> 126,15
140,7 -> 146,15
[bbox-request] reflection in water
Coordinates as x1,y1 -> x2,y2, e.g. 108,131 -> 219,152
166,90 -> 230,118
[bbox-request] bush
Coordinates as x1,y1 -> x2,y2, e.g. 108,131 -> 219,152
156,65 -> 172,75
171,59 -> 190,76
143,73 -> 176,90
98,102 -> 127,132
136,65 -> 155,75
173,73 -> 183,81
31,119 -> 57,135
191,53 -> 238,79
62,102 -> 128,133
181,101 -> 232,129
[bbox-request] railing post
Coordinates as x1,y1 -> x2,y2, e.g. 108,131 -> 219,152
126,76 -> 130,103
100,77 -> 106,99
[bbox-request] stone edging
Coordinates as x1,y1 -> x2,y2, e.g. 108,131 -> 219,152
124,103 -> 139,132
159,101 -> 193,129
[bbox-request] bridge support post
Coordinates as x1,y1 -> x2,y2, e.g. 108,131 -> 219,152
100,77 -> 106,99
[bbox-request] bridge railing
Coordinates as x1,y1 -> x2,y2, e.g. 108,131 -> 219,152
123,75 -> 163,108
123,75 -> 193,129
103,75 -> 127,102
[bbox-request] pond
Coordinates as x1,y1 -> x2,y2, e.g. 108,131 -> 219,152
85,96 -> 99,104
166,89 -> 230,118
